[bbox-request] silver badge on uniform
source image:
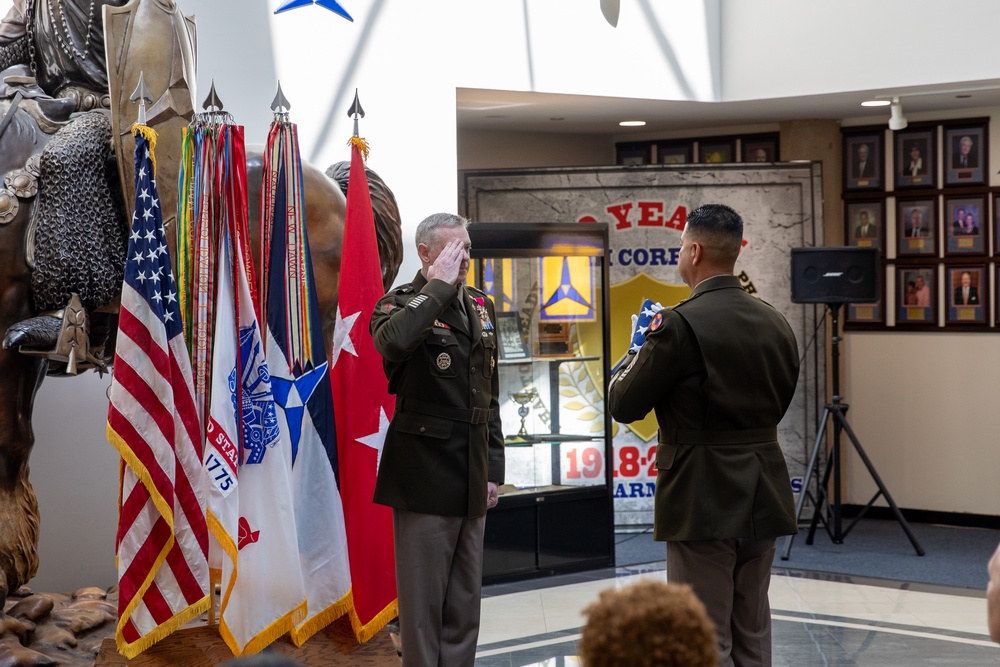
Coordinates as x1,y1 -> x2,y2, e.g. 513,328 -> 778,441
436,353 -> 452,370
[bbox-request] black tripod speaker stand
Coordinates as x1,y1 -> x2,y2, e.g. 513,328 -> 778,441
781,303 -> 924,560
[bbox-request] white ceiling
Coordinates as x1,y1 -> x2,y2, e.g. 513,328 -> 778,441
456,80 -> 1000,136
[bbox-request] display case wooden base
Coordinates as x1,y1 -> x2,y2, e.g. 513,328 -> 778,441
483,485 -> 613,584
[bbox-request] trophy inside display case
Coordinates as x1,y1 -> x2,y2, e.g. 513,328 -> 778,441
469,222 -> 614,583
508,388 -> 538,438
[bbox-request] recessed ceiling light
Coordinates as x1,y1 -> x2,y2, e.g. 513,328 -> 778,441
956,94 -> 972,99
861,100 -> 891,107
550,117 -> 565,121
619,120 -> 646,127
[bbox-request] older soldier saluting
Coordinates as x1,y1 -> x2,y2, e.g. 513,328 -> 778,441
370,212 -> 503,667
608,204 -> 799,667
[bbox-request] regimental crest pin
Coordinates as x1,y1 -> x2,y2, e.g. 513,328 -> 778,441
436,353 -> 452,370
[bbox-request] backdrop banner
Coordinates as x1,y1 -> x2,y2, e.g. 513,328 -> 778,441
462,163 -> 824,525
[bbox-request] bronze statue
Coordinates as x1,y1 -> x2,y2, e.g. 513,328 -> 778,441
0,0 -> 403,609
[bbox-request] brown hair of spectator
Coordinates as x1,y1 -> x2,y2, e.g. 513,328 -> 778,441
578,579 -> 717,667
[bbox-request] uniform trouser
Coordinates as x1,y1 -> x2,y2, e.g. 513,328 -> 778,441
666,537 -> 777,667
393,509 -> 486,667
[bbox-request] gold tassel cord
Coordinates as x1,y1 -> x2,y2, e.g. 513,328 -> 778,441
131,123 -> 158,177
348,135 -> 370,162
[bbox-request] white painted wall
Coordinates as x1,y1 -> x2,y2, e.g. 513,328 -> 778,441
721,0 -> 1000,100
842,333 -> 1000,516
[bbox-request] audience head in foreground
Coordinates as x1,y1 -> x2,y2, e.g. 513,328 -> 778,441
579,579 -> 718,667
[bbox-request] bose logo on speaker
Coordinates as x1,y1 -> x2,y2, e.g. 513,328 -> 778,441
823,272 -> 844,278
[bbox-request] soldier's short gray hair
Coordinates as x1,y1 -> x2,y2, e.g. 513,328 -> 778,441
415,213 -> 469,249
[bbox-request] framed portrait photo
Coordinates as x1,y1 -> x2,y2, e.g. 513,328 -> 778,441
896,197 -> 937,258
655,140 -> 692,165
896,266 -> 937,325
944,195 -> 986,256
698,138 -> 736,164
847,266 -> 884,326
741,133 -> 779,163
845,200 -> 883,250
843,129 -> 884,191
944,122 -> 988,186
496,312 -> 529,360
615,141 -> 652,166
894,127 -> 936,189
946,265 -> 987,325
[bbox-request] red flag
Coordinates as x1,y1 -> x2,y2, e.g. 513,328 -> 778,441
107,126 -> 209,658
330,138 -> 398,642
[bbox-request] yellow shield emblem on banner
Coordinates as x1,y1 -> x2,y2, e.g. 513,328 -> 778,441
576,273 -> 689,443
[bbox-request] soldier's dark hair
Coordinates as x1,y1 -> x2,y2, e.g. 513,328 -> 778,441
415,212 -> 469,249
685,204 -> 743,265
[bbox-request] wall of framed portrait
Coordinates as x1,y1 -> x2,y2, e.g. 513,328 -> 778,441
842,118 -> 998,331
615,132 -> 778,166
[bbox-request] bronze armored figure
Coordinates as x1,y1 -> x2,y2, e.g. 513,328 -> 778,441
0,0 -> 403,607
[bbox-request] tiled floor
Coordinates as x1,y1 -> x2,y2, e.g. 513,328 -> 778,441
474,561 -> 1000,666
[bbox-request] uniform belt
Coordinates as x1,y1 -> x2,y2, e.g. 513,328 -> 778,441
661,427 -> 777,446
398,397 -> 497,424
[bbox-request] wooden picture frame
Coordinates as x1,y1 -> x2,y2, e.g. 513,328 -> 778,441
944,122 -> 988,186
896,197 -> 937,258
655,140 -> 692,165
496,312 -> 529,360
846,263 -> 884,325
845,199 -> 883,250
946,265 -> 987,325
896,265 -> 937,325
698,138 -> 736,164
944,195 -> 986,256
994,195 -> 1000,256
995,264 -> 1000,327
843,129 -> 884,191
741,133 -> 779,163
615,141 -> 652,166
894,127 -> 936,189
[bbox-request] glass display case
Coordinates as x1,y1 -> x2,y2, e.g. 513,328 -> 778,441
469,222 -> 614,582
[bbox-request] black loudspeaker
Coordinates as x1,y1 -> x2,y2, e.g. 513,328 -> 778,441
790,247 -> 879,304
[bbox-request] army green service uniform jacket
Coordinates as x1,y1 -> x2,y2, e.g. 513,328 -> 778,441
608,274 -> 799,542
370,271 -> 504,518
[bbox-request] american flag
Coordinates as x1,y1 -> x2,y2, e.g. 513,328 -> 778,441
107,126 -> 210,658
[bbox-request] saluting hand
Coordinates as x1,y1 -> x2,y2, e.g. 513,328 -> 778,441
427,240 -> 468,286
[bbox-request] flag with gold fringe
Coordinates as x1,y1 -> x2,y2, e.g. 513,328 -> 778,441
204,124 -> 307,656
330,133 -> 399,642
107,124 -> 210,658
260,118 -> 353,646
